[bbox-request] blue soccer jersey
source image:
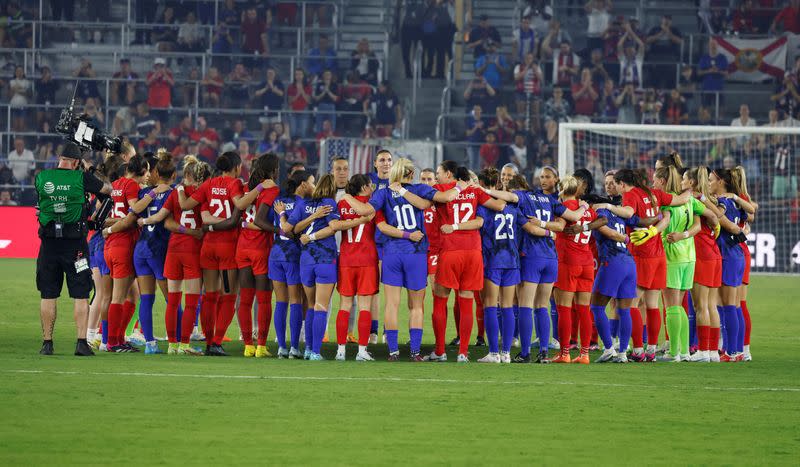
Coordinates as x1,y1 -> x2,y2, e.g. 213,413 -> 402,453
270,194 -> 302,263
515,189 -> 566,259
369,172 -> 391,246
369,184 -> 437,255
287,197 -> 340,265
477,204 -> 524,270
595,208 -> 640,260
717,197 -> 747,259
136,187 -> 172,258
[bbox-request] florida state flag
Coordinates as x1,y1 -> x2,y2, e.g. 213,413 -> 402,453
715,35 -> 787,82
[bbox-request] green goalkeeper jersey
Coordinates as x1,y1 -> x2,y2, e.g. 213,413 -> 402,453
661,197 -> 705,263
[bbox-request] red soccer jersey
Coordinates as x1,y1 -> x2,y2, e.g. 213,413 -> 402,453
164,185 -> 202,253
190,175 -> 244,244
424,205 -> 441,253
623,187 -> 673,258
433,182 -> 490,251
106,177 -> 140,248
338,196 -> 378,268
556,199 -> 597,266
694,215 -> 721,261
238,186 -> 279,250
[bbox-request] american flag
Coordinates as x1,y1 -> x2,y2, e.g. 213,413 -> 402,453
325,138 -> 377,175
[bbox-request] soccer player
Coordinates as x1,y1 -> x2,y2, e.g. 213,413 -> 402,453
368,149 -> 393,341
420,168 -> 440,279
499,163 -> 518,189
537,166 -> 562,350
731,166 -> 757,361
237,154 -> 280,358
178,151 -> 272,356
281,174 -> 342,360
334,174 -> 378,361
269,171 -> 315,359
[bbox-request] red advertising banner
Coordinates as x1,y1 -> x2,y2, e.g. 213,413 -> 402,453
0,207 -> 41,258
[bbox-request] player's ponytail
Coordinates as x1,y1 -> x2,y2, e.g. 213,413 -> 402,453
247,153 -> 279,190
731,166 -> 750,200
216,151 -> 242,174
155,148 -> 176,181
654,165 -> 681,194
389,157 -> 415,184
478,167 -> 499,189
559,175 -> 579,198
686,166 -> 713,202
346,174 -> 371,197
311,173 -> 336,200
507,174 -> 529,191
616,168 -> 656,208
573,168 -> 595,195
657,151 -> 683,169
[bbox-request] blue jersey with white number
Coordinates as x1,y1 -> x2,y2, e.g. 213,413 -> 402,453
269,194 -> 302,263
135,187 -> 172,258
595,208 -> 639,260
477,204 -> 524,269
515,189 -> 566,259
287,197 -> 340,265
369,184 -> 437,255
716,197 -> 746,259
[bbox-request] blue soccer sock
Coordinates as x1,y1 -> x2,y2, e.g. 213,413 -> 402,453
533,307 -> 550,352
500,307 -> 515,353
736,306 -> 745,354
175,303 -> 183,342
101,319 -> 108,344
591,305 -> 613,350
304,308 -> 314,350
610,318 -> 620,339
370,319 -> 379,335
289,304 -> 303,349
312,310 -> 328,354
483,306 -> 499,353
642,324 -> 648,346
386,329 -> 399,354
686,292 -> 697,347
195,297 -> 201,325
550,297 -> 558,341
518,307 -> 533,357
723,305 -> 739,355
513,305 -> 520,339
138,294 -> 156,342
718,305 -> 727,351
274,301 -> 288,349
617,308 -> 632,354
409,328 -> 423,355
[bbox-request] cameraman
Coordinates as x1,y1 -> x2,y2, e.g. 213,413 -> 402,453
35,142 -> 111,356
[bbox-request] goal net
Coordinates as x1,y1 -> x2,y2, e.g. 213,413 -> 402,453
557,122 -> 800,275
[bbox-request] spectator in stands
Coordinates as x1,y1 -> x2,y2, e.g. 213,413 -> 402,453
284,136 -> 308,166
274,122 -> 290,146
305,2 -> 332,28
541,19 -> 573,61
307,35 -> 338,78
6,2 -> 32,49
288,68 -> 312,138
571,68 -> 599,120
211,24 -> 235,73
368,80 -> 401,138
135,102 -> 161,139
731,103 -> 757,146
8,137 -> 34,183
0,161 -> 17,186
138,126 -> 161,154
275,2 -> 298,48
313,69 -> 340,132
479,132 -> 500,169
549,40 -> 580,88
475,40 -> 509,90
152,6 -> 178,52
618,20 -> 645,88
110,59 -> 138,107
589,48 -> 611,86
257,129 -> 284,155
524,0 -> 553,38
112,104 -> 136,136
83,101 -> 104,129
146,58 -> 174,122
694,106 -> 715,125
585,0 -> 612,54
239,140 -> 255,179
772,69 -> 800,119
177,11 -> 205,63
195,116 -> 220,161
421,0 -> 454,79
464,70 -> 499,115
512,16 -> 537,65
602,17 -> 624,64
351,38 -> 380,85
697,38 -> 728,108
168,116 -> 194,146
73,59 -> 101,106
678,64 -> 697,109
770,0 -> 800,34
35,121 -> 58,166
35,66 -> 58,127
400,0 -> 426,78
201,67 -> 224,108
488,105 -> 517,143
508,133 -> 528,173
645,15 -> 683,90
663,89 -> 689,124
599,78 -> 619,122
241,6 -> 269,67
0,190 -> 17,206
218,0 -> 241,27
465,104 -> 487,168
615,83 -> 639,124
771,136 -> 798,199
638,88 -> 662,124
227,62 -> 253,108
341,70 -> 372,134
9,66 -> 31,132
467,14 -> 501,59
543,87 -> 571,144
175,67 -> 197,107
514,52 -> 543,117
731,0 -> 758,33
255,67 -> 284,128
224,119 -> 254,148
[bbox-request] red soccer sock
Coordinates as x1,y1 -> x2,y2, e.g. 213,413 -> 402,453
646,308 -> 661,346
256,290 -> 272,346
577,304 -> 592,353
165,292 -> 182,343
630,307 -> 643,349
120,300 -> 136,342
107,303 -> 123,347
457,295 -> 474,356
200,291 -> 220,345
570,305 -> 579,343
741,300 -> 751,346
237,288 -> 256,346
698,325 -> 710,351
213,294 -> 238,345
357,310 -> 371,346
709,327 -> 720,351
181,293 -> 201,344
432,295 -> 448,355
453,296 -> 461,339
336,309 -> 350,345
475,294 -> 484,338
556,305 -> 572,355
663,303 -> 669,341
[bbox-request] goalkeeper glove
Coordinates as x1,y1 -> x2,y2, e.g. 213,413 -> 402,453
713,223 -> 721,239
630,226 -> 658,246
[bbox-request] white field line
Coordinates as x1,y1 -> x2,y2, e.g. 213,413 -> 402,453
5,369 -> 800,393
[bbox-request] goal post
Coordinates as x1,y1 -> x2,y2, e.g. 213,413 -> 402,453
557,122 -> 800,275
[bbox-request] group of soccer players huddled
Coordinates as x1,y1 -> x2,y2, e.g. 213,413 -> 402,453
85,142 -> 757,364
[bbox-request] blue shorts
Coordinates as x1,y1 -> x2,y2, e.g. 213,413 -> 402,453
300,262 -> 338,287
268,259 -> 301,286
133,243 -> 165,280
381,253 -> 427,291
721,254 -> 744,287
485,268 -> 521,287
593,256 -> 637,299
520,256 -> 558,284
377,245 -> 384,261
90,244 -> 110,276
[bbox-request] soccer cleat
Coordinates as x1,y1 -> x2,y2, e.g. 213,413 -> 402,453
743,348 -> 752,362
121,343 -> 140,352
127,330 -> 146,347
308,353 -> 324,361
40,340 -> 54,355
512,337 -> 520,348
475,336 -> 486,347
369,333 -> 378,344
656,353 -> 680,362
356,349 -> 375,361
477,352 -> 501,363
167,342 -> 179,355
243,345 -> 256,357
108,345 -> 130,353
549,337 -> 561,350
255,345 -> 272,358
500,352 -> 511,363
99,343 -> 108,352
409,353 -> 425,362
335,347 -> 346,361
178,343 -> 204,356
595,348 -> 617,363
288,347 -> 303,359
209,344 -> 228,356
144,341 -> 162,355
611,353 -> 628,363
643,352 -> 656,362
709,352 -> 721,363
734,353 -> 745,362
303,348 -> 312,360
75,340 -> 94,356
512,353 -> 531,363
449,337 -> 460,347
551,352 -> 572,363
456,353 -> 469,363
533,351 -> 550,364
387,352 -> 400,362
719,353 -> 737,362
572,353 -> 590,364
277,347 -> 289,359
190,326 -> 205,341
628,351 -> 646,362
347,333 -> 358,344
588,343 -> 600,351
89,336 -> 101,350
687,350 -> 710,362
689,345 -> 699,354
422,351 -> 447,362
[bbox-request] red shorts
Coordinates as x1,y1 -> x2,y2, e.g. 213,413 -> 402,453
200,241 -> 238,271
337,265 -> 379,297
164,250 -> 202,280
740,243 -> 751,285
427,252 -> 439,276
694,257 -> 721,288
104,246 -> 134,279
634,255 -> 667,290
435,249 -> 483,291
555,263 -> 594,293
236,247 -> 269,275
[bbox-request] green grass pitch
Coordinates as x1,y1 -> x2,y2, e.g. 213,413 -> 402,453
0,258 -> 798,464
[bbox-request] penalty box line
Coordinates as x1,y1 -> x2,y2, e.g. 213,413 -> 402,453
5,369 -> 800,393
